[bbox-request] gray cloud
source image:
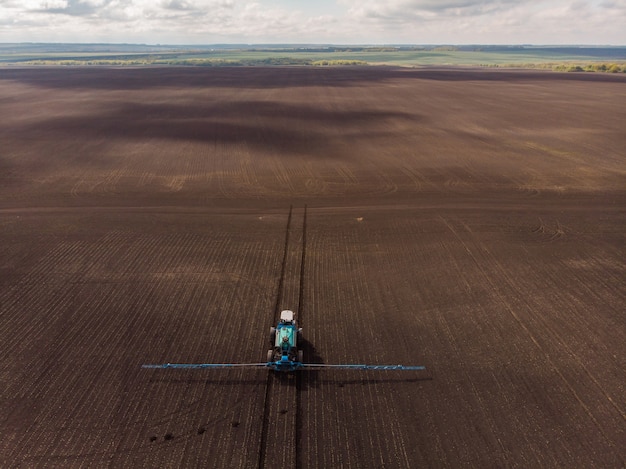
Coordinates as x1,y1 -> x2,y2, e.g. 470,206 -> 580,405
400,0 -> 518,11
160,0 -> 233,12
36,0 -> 113,17
352,0 -> 524,22
162,0 -> 198,11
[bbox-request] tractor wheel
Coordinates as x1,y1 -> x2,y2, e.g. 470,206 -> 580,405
297,350 -> 303,363
267,350 -> 274,362
269,327 -> 276,344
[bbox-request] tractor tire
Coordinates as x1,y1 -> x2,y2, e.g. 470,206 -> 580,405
297,350 -> 303,363
269,327 -> 276,345
267,350 -> 274,362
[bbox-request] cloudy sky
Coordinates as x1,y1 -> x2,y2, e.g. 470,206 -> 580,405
1,0 -> 624,45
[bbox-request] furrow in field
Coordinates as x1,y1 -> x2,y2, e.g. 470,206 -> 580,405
299,215 -> 420,468
2,212 -> 285,467
460,217 -> 625,415
119,224 -> 279,467
479,231 -> 624,429
437,215 -> 624,465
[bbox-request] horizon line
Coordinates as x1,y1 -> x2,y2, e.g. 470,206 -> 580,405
2,42 -> 625,47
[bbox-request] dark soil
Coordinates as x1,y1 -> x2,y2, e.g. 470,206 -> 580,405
0,67 -> 624,468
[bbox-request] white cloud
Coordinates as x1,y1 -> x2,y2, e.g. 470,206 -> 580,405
0,0 -> 624,44
340,0 -> 626,44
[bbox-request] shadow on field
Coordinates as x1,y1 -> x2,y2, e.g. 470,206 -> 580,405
1,67 -> 624,92
147,376 -> 267,386
318,376 -> 432,386
7,98 -> 421,160
297,336 -> 323,388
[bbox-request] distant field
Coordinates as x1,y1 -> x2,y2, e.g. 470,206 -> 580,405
1,44 -> 625,70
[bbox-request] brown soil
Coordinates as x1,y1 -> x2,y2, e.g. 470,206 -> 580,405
0,67 -> 624,468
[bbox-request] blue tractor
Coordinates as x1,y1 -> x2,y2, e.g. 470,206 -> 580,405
267,310 -> 303,372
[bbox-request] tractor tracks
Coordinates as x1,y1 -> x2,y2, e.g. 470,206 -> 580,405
295,206 -> 307,469
258,205 -> 307,469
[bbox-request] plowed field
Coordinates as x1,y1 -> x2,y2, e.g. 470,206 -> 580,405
1,67 -> 624,468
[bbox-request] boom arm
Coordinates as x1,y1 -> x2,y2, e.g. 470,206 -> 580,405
299,364 -> 426,370
142,362 -> 425,371
142,363 -> 270,369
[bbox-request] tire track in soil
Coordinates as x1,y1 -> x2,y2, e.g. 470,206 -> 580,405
257,205 -> 292,469
295,205 -> 307,469
258,205 -> 307,469
258,206 -> 306,469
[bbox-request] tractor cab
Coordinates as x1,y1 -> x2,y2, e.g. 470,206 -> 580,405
279,309 -> 295,323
